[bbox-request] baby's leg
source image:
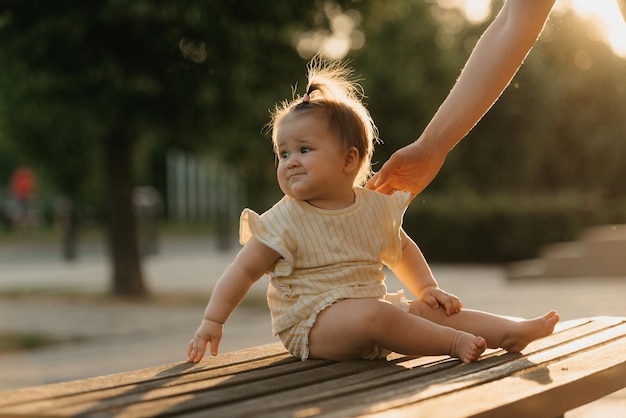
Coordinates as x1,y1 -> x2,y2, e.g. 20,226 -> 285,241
308,299 -> 486,363
410,301 -> 559,352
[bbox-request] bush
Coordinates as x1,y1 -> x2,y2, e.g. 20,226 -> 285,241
402,193 -> 625,263
0,332 -> 60,353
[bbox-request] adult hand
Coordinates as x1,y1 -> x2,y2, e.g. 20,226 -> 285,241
366,141 -> 446,197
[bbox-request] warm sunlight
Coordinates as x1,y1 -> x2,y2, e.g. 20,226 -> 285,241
560,0 -> 626,57
454,0 -> 626,58
439,0 -> 492,24
460,0 -> 491,24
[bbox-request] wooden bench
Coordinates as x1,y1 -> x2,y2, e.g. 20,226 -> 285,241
1,316 -> 624,417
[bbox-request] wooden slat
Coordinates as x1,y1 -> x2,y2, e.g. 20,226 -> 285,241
0,345 -> 316,415
204,318 -> 620,418
182,355 -> 454,418
0,342 -> 289,407
320,319 -> 626,418
366,329 -> 626,418
129,319 -> 621,417
0,317 -> 623,418
0,350 -> 301,415
53,360 -> 342,417
81,319 -> 609,418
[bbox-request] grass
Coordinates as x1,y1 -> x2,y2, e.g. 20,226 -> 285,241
0,332 -> 64,353
0,222 -> 217,244
0,288 -> 266,308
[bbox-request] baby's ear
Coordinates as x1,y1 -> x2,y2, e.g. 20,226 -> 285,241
344,147 -> 360,173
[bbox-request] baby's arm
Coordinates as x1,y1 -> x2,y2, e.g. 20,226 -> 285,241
187,237 -> 280,362
390,229 -> 461,315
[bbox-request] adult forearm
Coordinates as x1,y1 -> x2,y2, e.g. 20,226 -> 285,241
420,0 -> 556,153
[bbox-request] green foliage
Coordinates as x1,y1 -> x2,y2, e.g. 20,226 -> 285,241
0,0 -> 315,208
434,9 -> 626,198
0,332 -> 61,352
347,6 -> 626,261
403,192 -> 623,262
1,1 -> 625,264
350,1 -> 468,167
0,1 -> 319,293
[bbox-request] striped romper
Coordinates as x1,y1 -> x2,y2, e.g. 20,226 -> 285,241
240,187 -> 412,360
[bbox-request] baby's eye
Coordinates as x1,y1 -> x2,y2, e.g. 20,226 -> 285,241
279,151 -> 289,159
300,146 -> 311,153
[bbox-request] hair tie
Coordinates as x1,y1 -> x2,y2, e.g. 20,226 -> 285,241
302,93 -> 311,103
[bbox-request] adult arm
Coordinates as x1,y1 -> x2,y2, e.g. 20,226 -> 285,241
367,0 -> 556,196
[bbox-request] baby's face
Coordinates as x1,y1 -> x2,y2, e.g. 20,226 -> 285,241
274,111 -> 353,208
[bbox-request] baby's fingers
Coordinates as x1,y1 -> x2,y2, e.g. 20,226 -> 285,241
442,294 -> 463,315
187,339 -> 208,363
449,295 -> 462,314
209,336 -> 221,357
422,294 -> 440,310
437,296 -> 454,315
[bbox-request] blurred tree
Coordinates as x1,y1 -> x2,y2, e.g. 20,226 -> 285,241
0,0 -> 314,296
2,0 -> 624,273
342,2 -> 626,202
423,8 -> 626,198
348,1 -> 469,171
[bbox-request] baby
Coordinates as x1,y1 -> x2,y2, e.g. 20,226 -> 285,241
187,59 -> 559,364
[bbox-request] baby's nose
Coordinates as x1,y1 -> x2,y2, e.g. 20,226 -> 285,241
287,156 -> 300,167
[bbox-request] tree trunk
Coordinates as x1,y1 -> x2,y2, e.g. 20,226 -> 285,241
60,198 -> 80,262
103,128 -> 147,297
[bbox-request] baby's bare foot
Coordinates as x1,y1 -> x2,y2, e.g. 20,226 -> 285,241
452,332 -> 487,364
501,311 -> 560,352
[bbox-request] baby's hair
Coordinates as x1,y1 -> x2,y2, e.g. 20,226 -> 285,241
269,57 -> 378,186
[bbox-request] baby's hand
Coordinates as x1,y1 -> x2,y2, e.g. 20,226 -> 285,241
187,319 -> 224,363
418,286 -> 462,315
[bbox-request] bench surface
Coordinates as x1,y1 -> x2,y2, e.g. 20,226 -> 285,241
0,316 -> 625,417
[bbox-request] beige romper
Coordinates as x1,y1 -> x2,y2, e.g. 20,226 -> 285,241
240,187 -> 411,360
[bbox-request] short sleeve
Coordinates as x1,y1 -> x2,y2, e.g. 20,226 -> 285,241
391,191 -> 412,213
380,191 -> 412,268
239,208 -> 294,276
239,208 -> 256,246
